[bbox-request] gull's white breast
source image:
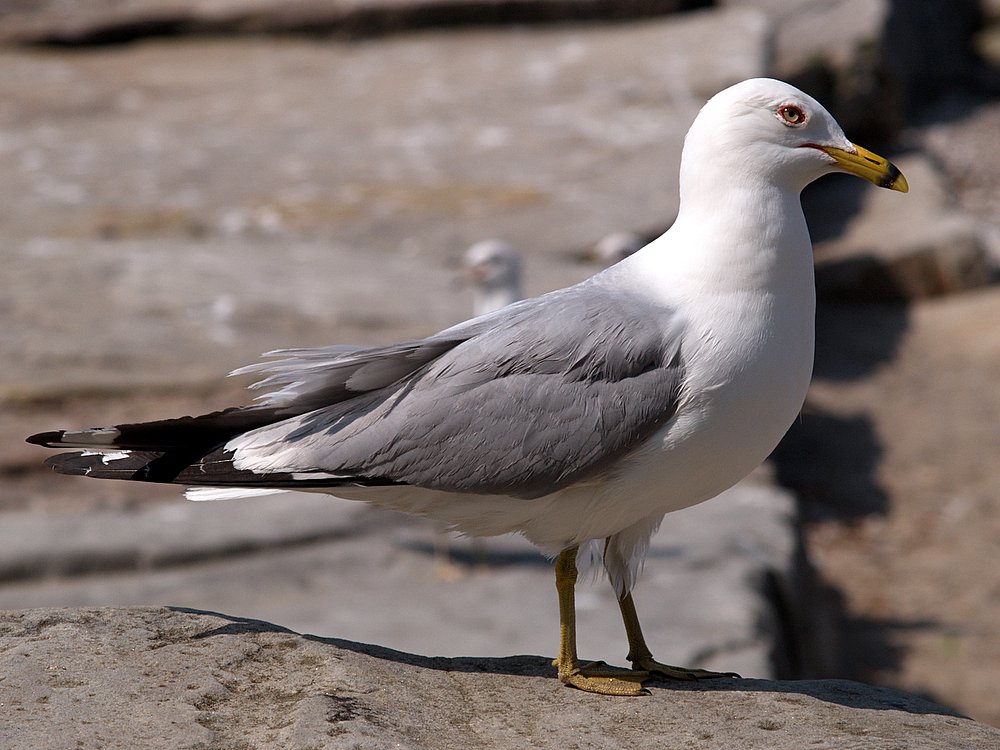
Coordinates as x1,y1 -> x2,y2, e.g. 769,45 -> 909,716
516,202 -> 817,548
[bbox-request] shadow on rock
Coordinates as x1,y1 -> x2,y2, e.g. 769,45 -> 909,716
172,606 -> 965,717
803,173 -> 872,248
694,677 -> 966,718
769,300 -> 915,699
399,537 -> 690,568
838,614 -> 964,714
773,410 -> 887,522
883,0 -> 1000,127
396,541 -> 551,569
812,301 -> 911,382
772,300 -> 911,523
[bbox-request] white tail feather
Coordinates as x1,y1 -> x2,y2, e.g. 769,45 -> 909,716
185,487 -> 289,502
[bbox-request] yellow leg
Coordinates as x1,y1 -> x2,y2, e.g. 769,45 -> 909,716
553,547 -> 649,696
618,590 -> 740,681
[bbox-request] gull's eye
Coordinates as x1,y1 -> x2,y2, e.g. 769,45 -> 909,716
777,104 -> 807,126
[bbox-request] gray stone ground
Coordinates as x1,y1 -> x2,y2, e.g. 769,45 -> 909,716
3,607 -> 999,750
2,0 -> 1000,739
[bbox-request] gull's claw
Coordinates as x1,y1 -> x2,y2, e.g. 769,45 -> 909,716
632,655 -> 740,682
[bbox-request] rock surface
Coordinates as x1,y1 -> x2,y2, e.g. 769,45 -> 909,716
2,607 -> 997,750
916,95 -> 1000,267
810,153 -> 994,301
773,285 -> 1000,728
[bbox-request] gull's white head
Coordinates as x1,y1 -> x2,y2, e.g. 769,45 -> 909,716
681,78 -> 907,196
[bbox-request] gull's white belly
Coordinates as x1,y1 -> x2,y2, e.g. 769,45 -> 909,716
637,341 -> 810,512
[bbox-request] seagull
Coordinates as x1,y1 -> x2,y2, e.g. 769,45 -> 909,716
27,78 -> 907,696
462,239 -> 524,315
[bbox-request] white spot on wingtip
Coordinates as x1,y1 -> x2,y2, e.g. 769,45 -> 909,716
64,428 -> 121,445
80,449 -> 131,464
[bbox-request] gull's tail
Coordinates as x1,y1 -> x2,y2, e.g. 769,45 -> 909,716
26,407 -> 280,484
26,407 -> 401,494
26,406 -> 280,452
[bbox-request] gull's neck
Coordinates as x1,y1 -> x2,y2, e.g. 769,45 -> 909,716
606,171 -> 817,330
474,284 -> 522,316
657,173 -> 814,297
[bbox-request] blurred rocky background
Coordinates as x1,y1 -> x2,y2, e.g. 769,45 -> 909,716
1,0 -> 999,743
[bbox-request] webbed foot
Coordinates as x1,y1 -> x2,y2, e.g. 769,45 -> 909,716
631,655 -> 740,682
555,658 -> 650,696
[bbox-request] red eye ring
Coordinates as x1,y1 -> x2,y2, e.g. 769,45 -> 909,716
777,104 -> 807,126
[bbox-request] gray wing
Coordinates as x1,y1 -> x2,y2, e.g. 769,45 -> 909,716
233,341 -> 468,414
231,294 -> 533,413
226,281 -> 687,499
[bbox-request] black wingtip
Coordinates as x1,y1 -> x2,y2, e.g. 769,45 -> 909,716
41,450 -> 169,480
26,430 -> 66,447
42,453 -> 91,476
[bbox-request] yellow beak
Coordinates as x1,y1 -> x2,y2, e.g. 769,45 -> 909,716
817,143 -> 908,193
